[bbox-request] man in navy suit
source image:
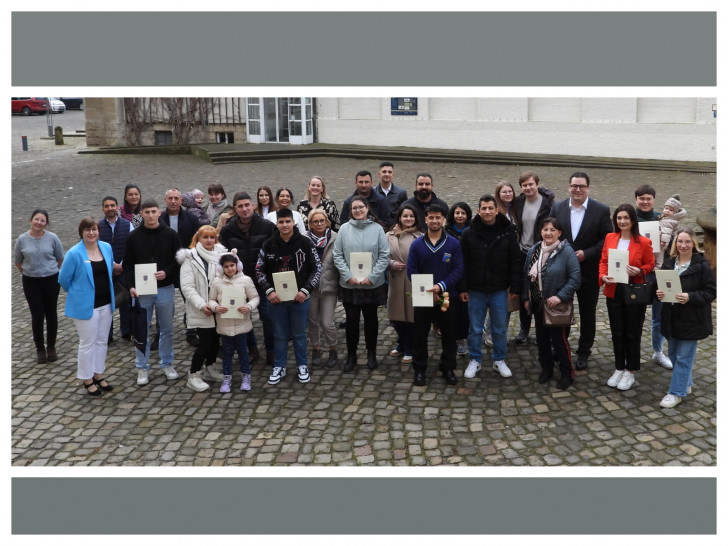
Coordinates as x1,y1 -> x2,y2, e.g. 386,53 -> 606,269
550,172 -> 611,370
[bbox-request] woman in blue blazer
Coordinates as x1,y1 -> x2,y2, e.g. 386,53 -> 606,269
58,218 -> 116,396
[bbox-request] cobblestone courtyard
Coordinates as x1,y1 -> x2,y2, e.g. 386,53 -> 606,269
10,116 -> 717,466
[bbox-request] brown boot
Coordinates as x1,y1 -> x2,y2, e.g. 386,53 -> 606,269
36,348 -> 47,364
46,347 -> 58,362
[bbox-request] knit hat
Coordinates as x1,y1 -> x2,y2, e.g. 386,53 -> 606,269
664,196 -> 682,212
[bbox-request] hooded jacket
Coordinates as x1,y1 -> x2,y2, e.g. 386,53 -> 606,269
255,228 -> 322,298
208,254 -> 260,337
218,213 -> 275,285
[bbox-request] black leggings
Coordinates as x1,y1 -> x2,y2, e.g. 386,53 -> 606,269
22,274 -> 60,350
190,327 -> 220,373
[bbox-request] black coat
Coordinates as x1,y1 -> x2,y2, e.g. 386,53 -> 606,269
218,214 -> 275,286
458,213 -> 521,294
660,253 -> 715,340
160,208 -> 201,249
513,186 -> 555,247
549,197 -> 612,286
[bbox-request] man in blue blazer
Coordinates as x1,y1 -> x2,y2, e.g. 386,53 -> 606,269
550,172 -> 611,370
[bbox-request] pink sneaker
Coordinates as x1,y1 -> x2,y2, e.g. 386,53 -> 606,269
220,375 -> 232,393
241,374 -> 251,391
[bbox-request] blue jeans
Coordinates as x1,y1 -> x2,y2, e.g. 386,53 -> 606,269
221,333 -> 250,375
651,300 -> 666,353
467,290 -> 508,362
268,299 -> 310,369
666,337 -> 697,397
136,285 -> 175,370
247,289 -> 275,352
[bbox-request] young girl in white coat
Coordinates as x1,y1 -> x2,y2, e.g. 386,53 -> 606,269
208,251 -> 260,393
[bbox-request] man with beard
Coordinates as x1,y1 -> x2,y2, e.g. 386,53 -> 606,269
401,173 -> 449,232
407,203 -> 463,387
339,170 -> 393,229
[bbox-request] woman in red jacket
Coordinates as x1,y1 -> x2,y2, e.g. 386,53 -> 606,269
598,204 -> 655,391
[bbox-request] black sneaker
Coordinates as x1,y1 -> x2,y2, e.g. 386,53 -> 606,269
514,329 -> 528,344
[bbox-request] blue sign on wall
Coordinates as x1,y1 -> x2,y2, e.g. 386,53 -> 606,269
391,98 -> 418,115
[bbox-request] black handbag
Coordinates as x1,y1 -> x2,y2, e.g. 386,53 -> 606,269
622,273 -> 655,306
129,298 -> 148,352
543,300 -> 575,327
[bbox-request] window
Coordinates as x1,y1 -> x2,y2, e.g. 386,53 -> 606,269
154,131 -> 173,145
216,132 -> 235,143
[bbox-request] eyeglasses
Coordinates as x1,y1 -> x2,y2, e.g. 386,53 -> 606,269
569,184 -> 588,190
311,219 -> 327,224
351,205 -> 366,211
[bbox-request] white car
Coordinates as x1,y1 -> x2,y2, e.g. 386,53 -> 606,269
48,98 -> 66,114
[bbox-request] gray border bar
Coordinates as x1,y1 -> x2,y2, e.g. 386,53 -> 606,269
13,477 -> 716,534
11,12 -> 716,86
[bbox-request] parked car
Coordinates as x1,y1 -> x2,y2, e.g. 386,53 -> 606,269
11,97 -> 64,115
59,97 -> 84,110
11,97 -> 50,115
49,98 -> 66,114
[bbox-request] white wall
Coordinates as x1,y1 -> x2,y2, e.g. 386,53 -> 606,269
315,97 -> 717,162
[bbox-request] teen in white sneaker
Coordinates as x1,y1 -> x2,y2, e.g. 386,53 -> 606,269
659,393 -> 682,408
652,351 -> 673,370
464,359 -> 481,379
268,367 -> 286,384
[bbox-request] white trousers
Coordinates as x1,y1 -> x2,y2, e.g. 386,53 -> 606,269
72,304 -> 113,379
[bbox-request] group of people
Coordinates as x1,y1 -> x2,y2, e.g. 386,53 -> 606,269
13,162 -> 714,410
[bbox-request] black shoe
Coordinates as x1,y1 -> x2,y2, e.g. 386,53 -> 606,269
441,369 -> 458,385
537,369 -> 553,384
515,329 -> 528,344
366,350 -> 378,370
93,376 -> 114,392
327,349 -> 339,368
338,319 -> 347,330
46,347 -> 58,362
36,349 -> 47,364
556,375 -> 573,390
575,355 -> 588,370
83,380 -> 102,397
311,348 -> 322,366
343,353 -> 357,372
186,332 -> 200,347
150,334 -> 160,351
413,370 -> 427,386
249,346 -> 260,364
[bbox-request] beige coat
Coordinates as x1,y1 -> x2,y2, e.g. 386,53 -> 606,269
208,271 -> 260,336
386,228 -> 422,323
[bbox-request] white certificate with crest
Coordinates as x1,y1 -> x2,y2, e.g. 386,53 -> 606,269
639,221 -> 660,251
607,249 -> 629,284
655,270 -> 682,303
220,286 -> 247,318
134,263 -> 158,295
273,271 -> 298,301
350,252 -> 372,282
411,274 -> 434,307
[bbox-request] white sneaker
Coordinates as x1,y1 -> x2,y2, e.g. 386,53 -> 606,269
493,360 -> 512,378
659,393 -> 682,408
606,370 -> 624,387
268,366 -> 286,385
297,365 -> 311,383
136,368 -> 149,386
202,365 -> 224,382
187,371 -> 210,392
162,366 -> 179,380
456,340 -> 467,355
482,331 -> 493,348
464,359 -> 481,379
401,355 -> 413,364
617,370 -> 635,391
652,351 -> 673,370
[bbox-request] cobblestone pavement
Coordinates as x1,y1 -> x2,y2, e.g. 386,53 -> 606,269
10,118 -> 717,466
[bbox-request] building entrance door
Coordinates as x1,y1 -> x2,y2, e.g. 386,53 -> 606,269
246,97 -> 314,144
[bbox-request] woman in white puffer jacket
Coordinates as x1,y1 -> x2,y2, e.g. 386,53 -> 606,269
177,225 -> 228,392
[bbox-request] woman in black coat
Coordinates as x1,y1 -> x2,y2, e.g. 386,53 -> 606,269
656,227 -> 716,409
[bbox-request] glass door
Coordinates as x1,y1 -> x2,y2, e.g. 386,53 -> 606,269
247,97 -> 313,144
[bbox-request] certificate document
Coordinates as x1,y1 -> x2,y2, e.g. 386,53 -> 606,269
350,252 -> 372,282
655,270 -> 682,303
220,286 -> 247,318
608,249 -> 630,284
639,221 -> 660,251
134,263 -> 157,295
273,271 -> 298,301
411,274 -> 434,307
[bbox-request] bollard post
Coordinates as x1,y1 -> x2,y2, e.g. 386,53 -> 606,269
54,126 -> 64,145
21,135 -> 28,151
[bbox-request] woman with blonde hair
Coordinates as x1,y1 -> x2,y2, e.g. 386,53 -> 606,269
297,176 -> 341,231
494,180 -> 517,224
305,209 -> 340,367
177,224 -> 228,391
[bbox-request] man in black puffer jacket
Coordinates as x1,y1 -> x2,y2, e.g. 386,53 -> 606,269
219,192 -> 276,365
458,195 -> 521,381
